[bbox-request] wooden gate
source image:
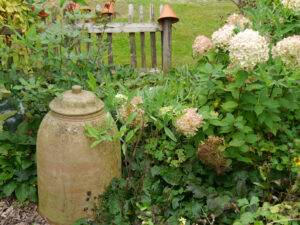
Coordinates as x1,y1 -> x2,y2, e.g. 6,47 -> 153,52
0,3 -> 176,72
78,4 -> 175,72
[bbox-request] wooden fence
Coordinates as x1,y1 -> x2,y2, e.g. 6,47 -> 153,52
0,4 -> 175,72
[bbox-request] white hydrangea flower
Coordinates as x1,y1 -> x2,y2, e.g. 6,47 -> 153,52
211,24 -> 235,50
192,35 -> 214,56
175,108 -> 205,137
280,0 -> 300,12
226,13 -> 252,29
272,35 -> 300,69
228,29 -> 269,69
118,96 -> 147,128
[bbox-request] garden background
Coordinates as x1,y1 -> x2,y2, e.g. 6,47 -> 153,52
0,0 -> 299,224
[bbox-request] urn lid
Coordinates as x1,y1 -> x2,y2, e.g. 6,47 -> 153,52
49,85 -> 104,116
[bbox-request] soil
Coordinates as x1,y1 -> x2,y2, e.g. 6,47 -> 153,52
0,198 -> 50,225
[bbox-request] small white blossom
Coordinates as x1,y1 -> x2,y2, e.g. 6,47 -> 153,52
192,35 -> 214,56
280,0 -> 300,12
115,94 -> 127,101
272,35 -> 300,69
211,24 -> 235,50
159,106 -> 174,116
179,217 -> 186,225
228,29 -> 269,69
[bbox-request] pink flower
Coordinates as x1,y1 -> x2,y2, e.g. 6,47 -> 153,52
192,35 -> 214,56
175,108 -> 205,137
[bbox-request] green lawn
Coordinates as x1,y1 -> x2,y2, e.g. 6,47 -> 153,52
87,0 -> 237,67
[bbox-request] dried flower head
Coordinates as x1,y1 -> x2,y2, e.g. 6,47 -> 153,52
272,35 -> 300,70
228,29 -> 269,69
212,24 -> 235,50
118,96 -> 147,128
175,108 -> 205,137
197,136 -> 227,174
192,35 -> 214,56
280,0 -> 300,12
226,13 -> 252,29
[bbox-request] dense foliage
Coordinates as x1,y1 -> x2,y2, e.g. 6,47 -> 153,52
0,0 -> 299,224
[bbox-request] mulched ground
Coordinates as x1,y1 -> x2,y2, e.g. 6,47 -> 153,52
0,198 -> 50,225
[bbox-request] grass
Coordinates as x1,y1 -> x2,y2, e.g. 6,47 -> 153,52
80,0 -> 237,67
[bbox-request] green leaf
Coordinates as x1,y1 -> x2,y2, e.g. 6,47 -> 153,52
250,196 -> 259,206
238,198 -> 249,207
245,134 -> 258,144
125,129 -> 135,142
60,0 -> 67,7
15,183 -> 30,203
3,182 -> 17,197
164,127 -> 177,142
75,0 -> 88,6
234,71 -> 248,88
222,101 -> 238,112
21,158 -> 33,170
0,144 -> 11,154
240,212 -> 255,224
254,105 -> 264,116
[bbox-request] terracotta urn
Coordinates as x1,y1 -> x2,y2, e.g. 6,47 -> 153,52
37,85 -> 121,225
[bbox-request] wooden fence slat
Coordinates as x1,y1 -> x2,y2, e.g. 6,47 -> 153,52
75,18 -> 82,54
78,22 -> 162,33
160,5 -> 164,68
140,6 -> 146,68
51,11 -> 59,56
149,4 -> 157,68
108,33 -> 113,64
95,5 -> 103,64
129,4 -> 137,68
107,14 -> 114,65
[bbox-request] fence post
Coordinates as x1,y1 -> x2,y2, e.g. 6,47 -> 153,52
149,4 -> 157,69
140,5 -> 146,68
158,5 -> 179,73
129,4 -> 137,68
162,19 -> 172,73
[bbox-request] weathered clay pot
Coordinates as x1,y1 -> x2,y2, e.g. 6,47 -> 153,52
37,85 -> 121,225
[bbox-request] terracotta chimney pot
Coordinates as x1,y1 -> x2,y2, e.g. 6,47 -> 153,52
158,5 -> 179,24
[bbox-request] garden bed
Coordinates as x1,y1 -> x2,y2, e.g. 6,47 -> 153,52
0,198 -> 49,225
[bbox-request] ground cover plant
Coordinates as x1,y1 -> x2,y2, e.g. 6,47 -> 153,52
0,0 -> 299,224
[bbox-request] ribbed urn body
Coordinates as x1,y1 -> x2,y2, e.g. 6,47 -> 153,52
37,86 -> 121,225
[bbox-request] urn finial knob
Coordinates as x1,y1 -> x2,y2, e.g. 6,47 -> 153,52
72,85 -> 82,94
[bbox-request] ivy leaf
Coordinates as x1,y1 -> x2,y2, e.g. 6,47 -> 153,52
222,101 -> 238,112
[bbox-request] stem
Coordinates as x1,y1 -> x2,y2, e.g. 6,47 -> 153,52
235,86 -> 243,116
269,84 -> 275,98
